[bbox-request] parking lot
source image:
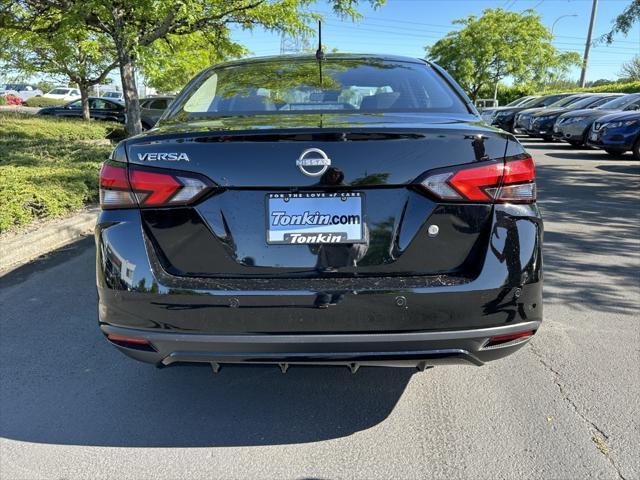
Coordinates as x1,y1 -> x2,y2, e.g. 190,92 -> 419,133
0,138 -> 638,480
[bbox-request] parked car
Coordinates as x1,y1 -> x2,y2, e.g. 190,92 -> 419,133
553,93 -> 640,146
37,97 -> 125,123
0,83 -> 43,101
493,93 -> 573,133
586,111 -> 640,159
526,94 -> 621,141
513,94 -> 582,134
480,95 -> 539,124
475,98 -> 498,110
96,54 -> 542,372
43,87 -> 81,102
139,96 -> 174,129
102,91 -> 125,101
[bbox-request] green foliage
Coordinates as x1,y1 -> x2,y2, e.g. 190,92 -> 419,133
0,113 -> 118,232
602,0 -> 640,43
139,32 -> 246,93
24,97 -> 67,108
619,55 -> 640,81
426,8 -> 580,101
569,81 -> 640,94
0,96 -> 6,106
2,0 -> 385,135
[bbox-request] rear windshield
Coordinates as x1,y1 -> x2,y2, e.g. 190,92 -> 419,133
166,58 -> 469,120
548,95 -> 583,108
597,94 -> 639,110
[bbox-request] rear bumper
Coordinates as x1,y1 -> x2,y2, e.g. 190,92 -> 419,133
101,321 -> 540,369
96,203 -> 543,368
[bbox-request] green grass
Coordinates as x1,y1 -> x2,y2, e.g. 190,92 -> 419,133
0,113 -> 124,233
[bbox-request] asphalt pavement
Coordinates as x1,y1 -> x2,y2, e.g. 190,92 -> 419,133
1,139 -> 638,480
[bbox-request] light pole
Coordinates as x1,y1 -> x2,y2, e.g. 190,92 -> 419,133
580,0 -> 599,87
551,14 -> 578,36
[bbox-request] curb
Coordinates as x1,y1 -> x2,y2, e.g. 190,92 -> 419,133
0,207 -> 99,276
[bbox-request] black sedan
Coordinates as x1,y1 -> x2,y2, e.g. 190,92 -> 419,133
37,97 -> 125,123
96,54 -> 542,373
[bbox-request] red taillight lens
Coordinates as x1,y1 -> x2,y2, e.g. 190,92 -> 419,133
99,162 -> 213,209
420,155 -> 536,203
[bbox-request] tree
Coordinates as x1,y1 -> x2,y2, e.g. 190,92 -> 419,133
602,0 -> 640,43
0,24 -> 117,120
426,8 -> 580,101
2,0 -> 384,136
138,32 -> 246,93
619,55 -> 640,81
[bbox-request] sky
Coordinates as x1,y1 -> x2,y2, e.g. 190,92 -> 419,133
231,0 -> 640,83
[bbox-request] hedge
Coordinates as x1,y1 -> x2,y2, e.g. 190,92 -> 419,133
481,80 -> 640,106
0,113 -> 123,233
24,96 -> 68,108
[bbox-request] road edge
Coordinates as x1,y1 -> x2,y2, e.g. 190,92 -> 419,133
0,207 -> 98,276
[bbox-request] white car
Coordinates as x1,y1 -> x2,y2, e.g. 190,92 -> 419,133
43,87 -> 81,101
102,91 -> 124,101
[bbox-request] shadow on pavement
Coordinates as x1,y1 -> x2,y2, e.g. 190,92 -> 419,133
536,162 -> 639,314
596,164 -> 640,175
0,241 -> 413,448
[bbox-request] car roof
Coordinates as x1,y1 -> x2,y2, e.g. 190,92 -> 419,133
210,53 -> 427,70
140,96 -> 174,101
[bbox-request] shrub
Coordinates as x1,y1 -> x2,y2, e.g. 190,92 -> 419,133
24,96 -> 68,108
0,113 -> 122,233
0,96 -> 6,106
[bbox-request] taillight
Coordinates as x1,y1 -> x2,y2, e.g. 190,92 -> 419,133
99,162 -> 213,209
420,155 -> 536,203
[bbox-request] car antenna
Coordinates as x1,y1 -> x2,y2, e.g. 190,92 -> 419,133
315,20 -> 324,61
316,20 -> 324,88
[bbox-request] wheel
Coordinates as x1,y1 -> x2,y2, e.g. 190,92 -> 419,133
604,149 -> 626,157
567,140 -> 582,147
141,122 -> 152,131
632,138 -> 640,160
542,135 -> 554,142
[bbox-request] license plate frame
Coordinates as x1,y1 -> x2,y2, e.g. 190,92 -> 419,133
266,192 -> 365,245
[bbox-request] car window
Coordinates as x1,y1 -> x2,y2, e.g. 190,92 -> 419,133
71,89 -> 80,95
148,99 -> 168,110
93,99 -> 119,110
599,94 -> 640,110
68,100 -> 81,109
588,96 -> 620,108
50,88 -> 70,95
173,58 -> 469,119
539,95 -> 568,106
625,99 -> 640,110
569,96 -> 608,110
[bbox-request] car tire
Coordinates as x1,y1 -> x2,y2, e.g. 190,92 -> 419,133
632,139 -> 640,160
567,140 -> 582,147
604,149 -> 626,158
542,135 -> 554,142
141,122 -> 152,131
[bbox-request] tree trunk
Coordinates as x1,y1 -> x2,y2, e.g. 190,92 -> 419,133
79,84 -> 90,121
118,54 -> 142,136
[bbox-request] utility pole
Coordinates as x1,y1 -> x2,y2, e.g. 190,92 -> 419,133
579,0 -> 598,87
